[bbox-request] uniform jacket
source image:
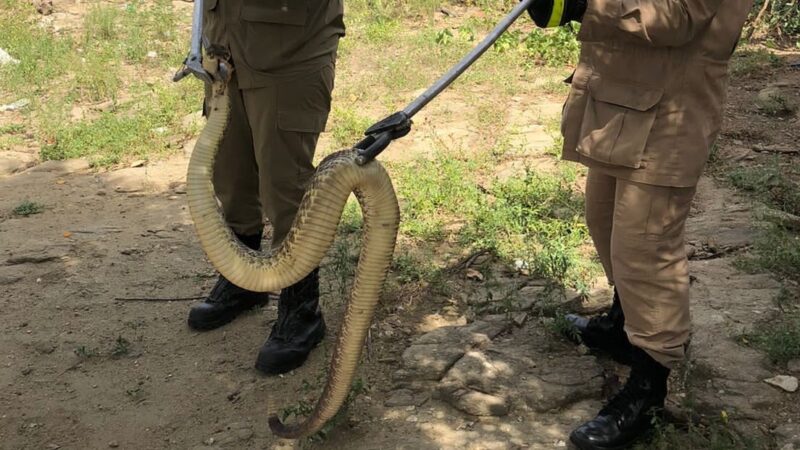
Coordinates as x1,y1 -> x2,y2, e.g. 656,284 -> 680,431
562,0 -> 754,187
203,0 -> 345,88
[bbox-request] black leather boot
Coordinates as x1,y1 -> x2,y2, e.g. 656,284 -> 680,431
255,268 -> 326,375
569,346 -> 670,449
564,289 -> 634,365
187,232 -> 270,331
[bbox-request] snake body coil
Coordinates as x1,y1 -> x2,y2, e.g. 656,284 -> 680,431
187,85 -> 400,439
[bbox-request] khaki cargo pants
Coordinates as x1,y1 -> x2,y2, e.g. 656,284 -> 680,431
208,64 -> 335,247
585,169 -> 697,369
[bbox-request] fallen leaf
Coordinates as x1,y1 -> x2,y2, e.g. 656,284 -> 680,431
465,268 -> 484,282
63,232 -> 72,238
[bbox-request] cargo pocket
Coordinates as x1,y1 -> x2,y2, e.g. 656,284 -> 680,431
240,0 -> 309,71
576,76 -> 664,169
278,110 -> 328,134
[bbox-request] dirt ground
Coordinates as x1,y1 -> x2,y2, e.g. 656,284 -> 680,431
2,3 -> 800,450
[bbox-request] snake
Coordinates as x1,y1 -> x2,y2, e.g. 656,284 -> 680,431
186,82 -> 401,439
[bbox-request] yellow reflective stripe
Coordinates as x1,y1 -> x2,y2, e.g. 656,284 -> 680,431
547,0 -> 565,27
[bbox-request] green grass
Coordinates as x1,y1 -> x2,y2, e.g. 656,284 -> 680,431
0,8 -> 73,98
636,417 -> 765,450
330,106 -> 373,149
393,151 -> 483,241
390,147 -> 598,289
738,224 -> 800,281
12,200 -> 44,216
279,377 -> 368,443
0,124 -> 24,134
74,345 -> 99,359
0,0 -> 196,167
392,249 -> 443,285
463,167 -> 598,288
747,314 -> 800,365
728,160 -> 800,216
739,287 -> 800,366
110,336 -> 131,358
0,124 -> 25,151
39,81 -> 200,166
730,48 -> 783,77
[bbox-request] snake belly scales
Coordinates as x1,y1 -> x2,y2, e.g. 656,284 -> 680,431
186,84 -> 400,439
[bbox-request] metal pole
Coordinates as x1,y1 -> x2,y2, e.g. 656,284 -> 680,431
402,0 -> 536,118
355,0 -> 536,165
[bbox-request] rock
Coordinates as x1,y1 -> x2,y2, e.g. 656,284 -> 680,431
0,48 -> 20,65
0,273 -> 23,285
774,423 -> 800,448
26,159 -> 90,175
439,346 -> 603,414
130,160 -> 146,168
34,0 -> 53,15
764,375 -> 799,393
512,312 -> 527,327
753,143 -> 798,154
756,87 -> 797,116
568,277 -> 613,314
399,318 -> 510,381
90,100 -> 115,112
0,99 -> 30,112
146,51 -> 158,58
439,386 -> 510,416
400,345 -> 466,381
384,388 -> 430,407
788,360 -> 800,374
5,244 -> 69,265
108,442 -> 119,448
523,358 -> 604,413
762,210 -> 800,232
413,318 -> 509,347
515,285 -> 546,311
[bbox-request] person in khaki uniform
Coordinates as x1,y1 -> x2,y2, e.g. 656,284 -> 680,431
525,0 -> 753,448
186,0 -> 345,376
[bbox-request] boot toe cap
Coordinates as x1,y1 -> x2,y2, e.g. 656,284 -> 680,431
569,416 -> 618,449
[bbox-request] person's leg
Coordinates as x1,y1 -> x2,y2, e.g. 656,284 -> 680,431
241,62 -> 336,375
211,74 -> 263,238
187,73 -> 270,331
570,178 -> 696,450
564,170 -> 631,363
611,179 -> 695,368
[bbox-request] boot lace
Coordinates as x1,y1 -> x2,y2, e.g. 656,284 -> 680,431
270,274 -> 318,341
600,376 -> 646,418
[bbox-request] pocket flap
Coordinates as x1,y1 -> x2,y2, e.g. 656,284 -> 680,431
278,111 -> 328,133
587,76 -> 664,112
205,0 -> 217,11
241,0 -> 307,26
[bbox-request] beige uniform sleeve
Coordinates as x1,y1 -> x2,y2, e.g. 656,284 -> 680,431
584,0 -> 725,47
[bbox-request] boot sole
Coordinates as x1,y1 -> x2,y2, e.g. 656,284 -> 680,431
187,297 -> 270,331
187,311 -> 239,331
569,425 -> 656,450
254,323 -> 326,376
